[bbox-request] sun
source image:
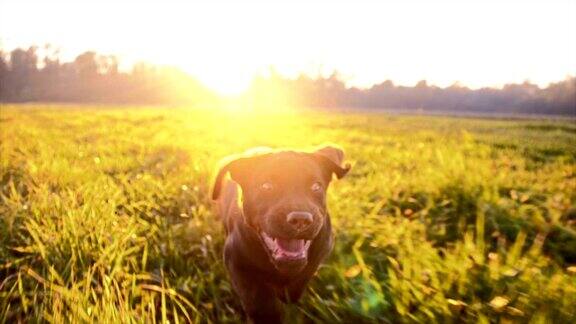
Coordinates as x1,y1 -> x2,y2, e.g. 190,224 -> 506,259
194,71 -> 254,97
171,51 -> 262,97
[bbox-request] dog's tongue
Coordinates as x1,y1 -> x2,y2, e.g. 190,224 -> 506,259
276,238 -> 305,252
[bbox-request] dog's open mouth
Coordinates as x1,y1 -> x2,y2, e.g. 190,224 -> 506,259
261,232 -> 312,261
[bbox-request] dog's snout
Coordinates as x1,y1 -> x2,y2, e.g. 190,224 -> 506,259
286,211 -> 313,231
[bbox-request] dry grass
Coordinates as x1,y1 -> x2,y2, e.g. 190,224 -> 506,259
1,104 -> 575,323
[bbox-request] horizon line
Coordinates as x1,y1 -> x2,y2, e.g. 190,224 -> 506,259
1,43 -> 574,94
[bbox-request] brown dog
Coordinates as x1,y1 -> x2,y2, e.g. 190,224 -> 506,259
211,145 -> 350,323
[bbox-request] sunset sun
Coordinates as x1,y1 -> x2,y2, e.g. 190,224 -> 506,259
195,71 -> 254,96
2,1 -> 574,96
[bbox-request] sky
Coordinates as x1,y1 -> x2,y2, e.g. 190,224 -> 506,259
1,0 -> 575,95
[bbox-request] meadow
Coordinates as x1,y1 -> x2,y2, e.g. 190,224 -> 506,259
0,104 -> 575,323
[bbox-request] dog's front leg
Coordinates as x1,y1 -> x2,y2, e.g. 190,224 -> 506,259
226,261 -> 284,323
283,275 -> 312,303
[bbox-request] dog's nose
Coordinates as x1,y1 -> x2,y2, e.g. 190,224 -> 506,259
286,211 -> 313,231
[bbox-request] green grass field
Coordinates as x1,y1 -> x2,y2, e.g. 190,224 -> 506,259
1,104 -> 575,323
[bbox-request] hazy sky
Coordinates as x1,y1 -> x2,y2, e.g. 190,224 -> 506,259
1,0 -> 575,94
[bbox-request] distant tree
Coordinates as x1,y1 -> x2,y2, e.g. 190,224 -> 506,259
74,51 -> 98,78
0,51 -> 8,98
0,45 -> 574,115
7,47 -> 39,100
0,51 -> 8,75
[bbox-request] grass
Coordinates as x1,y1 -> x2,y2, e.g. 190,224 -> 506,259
1,104 -> 575,323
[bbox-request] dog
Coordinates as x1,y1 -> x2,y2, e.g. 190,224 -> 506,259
211,145 -> 350,323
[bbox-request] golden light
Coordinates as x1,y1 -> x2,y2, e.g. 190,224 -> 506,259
1,0 -> 575,98
194,72 -> 254,97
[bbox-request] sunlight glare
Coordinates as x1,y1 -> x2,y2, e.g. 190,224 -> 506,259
1,0 -> 575,95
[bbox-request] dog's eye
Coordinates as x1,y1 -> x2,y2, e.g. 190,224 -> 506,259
261,182 -> 273,191
311,182 -> 322,192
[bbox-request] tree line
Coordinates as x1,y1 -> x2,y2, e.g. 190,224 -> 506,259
249,71 -> 575,115
1,46 -> 574,115
0,46 -> 215,105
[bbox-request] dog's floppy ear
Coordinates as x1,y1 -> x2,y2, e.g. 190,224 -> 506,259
211,156 -> 251,200
212,148 -> 272,200
313,145 -> 351,180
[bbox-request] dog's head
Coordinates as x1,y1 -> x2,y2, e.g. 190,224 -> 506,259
212,145 -> 350,274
